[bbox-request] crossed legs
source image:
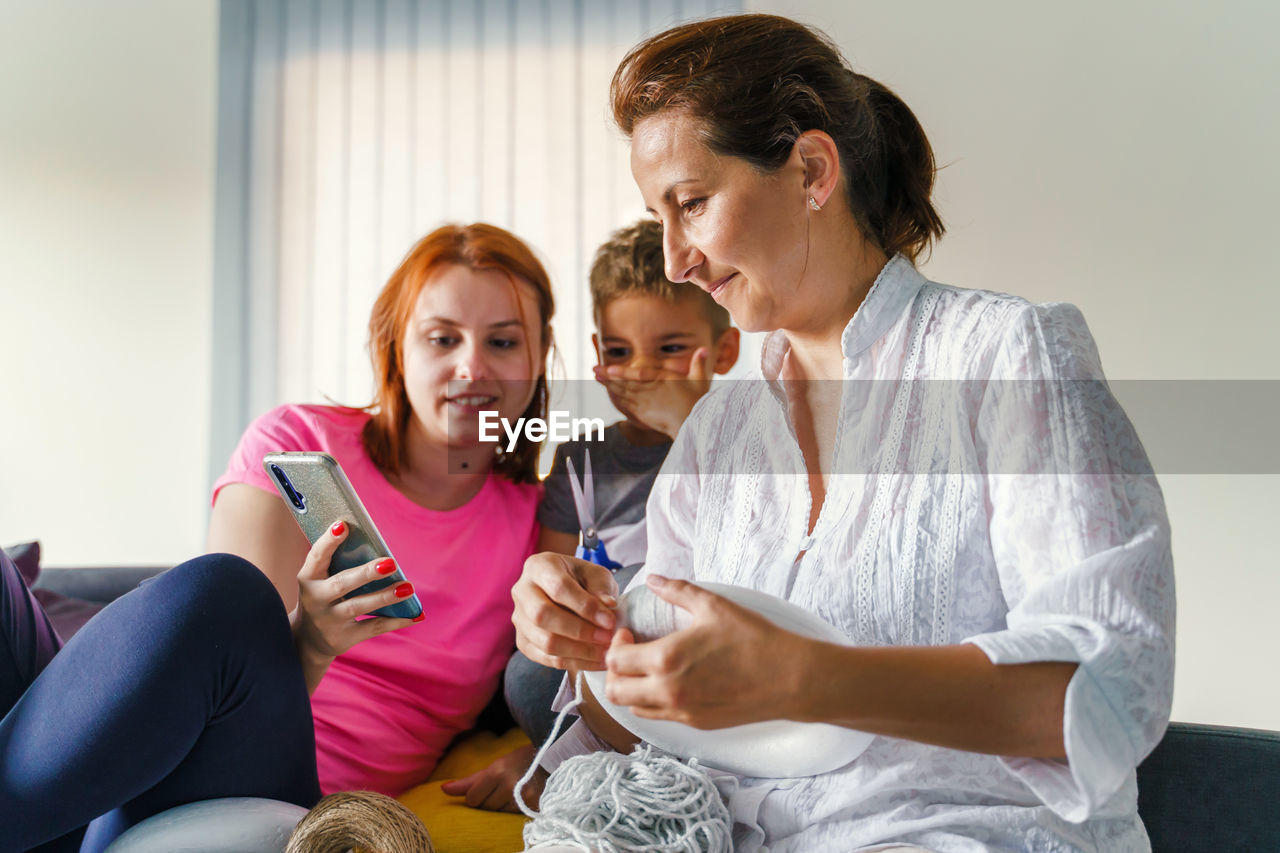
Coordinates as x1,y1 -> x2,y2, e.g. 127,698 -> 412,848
0,550 -> 321,852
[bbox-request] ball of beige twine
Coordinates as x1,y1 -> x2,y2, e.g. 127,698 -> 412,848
284,791 -> 434,853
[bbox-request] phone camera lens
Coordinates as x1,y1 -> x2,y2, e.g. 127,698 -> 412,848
270,464 -> 307,512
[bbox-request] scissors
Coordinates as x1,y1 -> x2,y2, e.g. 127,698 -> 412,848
564,450 -> 622,571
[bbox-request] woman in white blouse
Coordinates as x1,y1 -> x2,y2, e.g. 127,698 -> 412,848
512,13 -> 1173,852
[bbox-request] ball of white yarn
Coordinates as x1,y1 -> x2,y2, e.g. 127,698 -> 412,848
523,745 -> 732,853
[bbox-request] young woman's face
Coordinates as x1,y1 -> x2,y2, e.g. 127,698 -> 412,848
400,264 -> 544,450
630,110 -> 812,333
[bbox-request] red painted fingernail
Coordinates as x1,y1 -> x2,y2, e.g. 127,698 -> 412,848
330,520 -> 346,536
375,558 -> 396,575
412,613 -> 426,623
394,582 -> 415,598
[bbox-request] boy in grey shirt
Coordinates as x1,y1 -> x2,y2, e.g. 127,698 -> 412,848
534,219 -> 740,566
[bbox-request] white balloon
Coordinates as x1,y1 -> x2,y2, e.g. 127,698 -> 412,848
585,582 -> 875,778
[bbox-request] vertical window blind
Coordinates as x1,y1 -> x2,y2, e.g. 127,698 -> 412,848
212,0 -> 741,480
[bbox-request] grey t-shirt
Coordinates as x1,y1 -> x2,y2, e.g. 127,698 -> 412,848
537,423 -> 671,567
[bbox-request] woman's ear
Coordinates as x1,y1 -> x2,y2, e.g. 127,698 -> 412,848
712,327 -> 741,375
795,130 -> 841,210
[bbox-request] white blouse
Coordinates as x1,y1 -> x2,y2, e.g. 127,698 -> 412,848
633,255 -> 1175,852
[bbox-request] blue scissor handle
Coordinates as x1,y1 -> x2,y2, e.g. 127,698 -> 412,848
576,542 -> 622,571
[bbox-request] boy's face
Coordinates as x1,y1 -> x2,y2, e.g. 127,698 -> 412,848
594,292 -> 722,376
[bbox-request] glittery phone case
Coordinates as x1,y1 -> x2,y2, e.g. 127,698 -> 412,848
262,451 -> 423,620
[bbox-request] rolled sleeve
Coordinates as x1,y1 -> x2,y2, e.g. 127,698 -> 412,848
967,607 -> 1173,820
212,404 -> 320,503
970,302 -> 1176,821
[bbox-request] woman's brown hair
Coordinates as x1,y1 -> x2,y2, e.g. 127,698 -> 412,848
611,13 -> 945,262
363,223 -> 553,485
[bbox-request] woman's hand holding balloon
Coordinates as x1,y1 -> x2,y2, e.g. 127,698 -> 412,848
602,575 -> 812,729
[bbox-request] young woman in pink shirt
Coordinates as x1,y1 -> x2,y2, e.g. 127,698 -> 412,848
0,222 -> 554,850
208,223 -> 553,796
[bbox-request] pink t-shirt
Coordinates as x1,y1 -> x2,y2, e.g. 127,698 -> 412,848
213,404 -> 540,796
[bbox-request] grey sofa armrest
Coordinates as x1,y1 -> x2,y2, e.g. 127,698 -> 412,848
1138,721 -> 1280,850
33,566 -> 168,604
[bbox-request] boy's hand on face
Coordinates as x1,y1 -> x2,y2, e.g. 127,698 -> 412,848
593,347 -> 712,440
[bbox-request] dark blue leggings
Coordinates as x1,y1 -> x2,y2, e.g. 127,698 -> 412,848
0,549 -> 321,852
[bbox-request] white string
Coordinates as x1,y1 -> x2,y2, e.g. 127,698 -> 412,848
513,672 -> 732,853
513,671 -> 587,819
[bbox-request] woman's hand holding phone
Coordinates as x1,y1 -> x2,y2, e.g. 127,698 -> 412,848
291,519 -> 422,693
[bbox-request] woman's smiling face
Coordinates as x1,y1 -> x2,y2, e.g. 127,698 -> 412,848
400,263 -> 544,450
630,110 -> 814,334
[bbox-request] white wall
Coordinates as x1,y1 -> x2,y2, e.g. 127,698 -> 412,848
0,0 -> 219,566
749,0 -> 1280,729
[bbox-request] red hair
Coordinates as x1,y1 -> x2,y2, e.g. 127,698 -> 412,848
363,223 -> 554,484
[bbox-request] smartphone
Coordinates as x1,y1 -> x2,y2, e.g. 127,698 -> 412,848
262,451 -> 423,620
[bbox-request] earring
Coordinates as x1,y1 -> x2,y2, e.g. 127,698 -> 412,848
807,195 -> 822,212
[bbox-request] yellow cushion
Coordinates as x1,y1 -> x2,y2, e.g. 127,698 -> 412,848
398,728 -> 531,853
